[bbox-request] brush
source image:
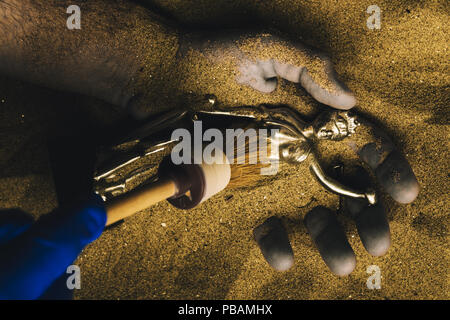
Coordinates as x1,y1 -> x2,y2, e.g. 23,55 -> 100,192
105,147 -> 233,226
104,134 -> 273,226
103,123 -> 375,226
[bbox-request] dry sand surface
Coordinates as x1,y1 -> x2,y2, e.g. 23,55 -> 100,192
0,0 -> 448,299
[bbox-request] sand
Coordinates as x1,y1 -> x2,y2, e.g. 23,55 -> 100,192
0,0 -> 448,299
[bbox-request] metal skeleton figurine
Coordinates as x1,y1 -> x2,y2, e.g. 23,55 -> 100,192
93,97 -> 384,204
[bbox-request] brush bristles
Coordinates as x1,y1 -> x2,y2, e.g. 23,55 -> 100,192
228,163 -> 270,188
226,135 -> 273,189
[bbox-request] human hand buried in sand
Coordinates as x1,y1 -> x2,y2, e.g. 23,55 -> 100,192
0,0 -> 355,120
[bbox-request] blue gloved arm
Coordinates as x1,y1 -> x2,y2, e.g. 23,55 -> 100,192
0,194 -> 106,300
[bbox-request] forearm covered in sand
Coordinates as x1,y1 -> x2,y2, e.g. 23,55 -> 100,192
0,0 -> 180,108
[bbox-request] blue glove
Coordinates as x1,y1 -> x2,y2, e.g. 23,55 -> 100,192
0,194 -> 106,300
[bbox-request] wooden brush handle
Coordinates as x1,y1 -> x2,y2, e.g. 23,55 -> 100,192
105,178 -> 176,226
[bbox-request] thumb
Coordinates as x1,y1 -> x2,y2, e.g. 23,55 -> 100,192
236,34 -> 357,109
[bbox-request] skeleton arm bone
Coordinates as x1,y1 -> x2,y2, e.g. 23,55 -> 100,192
308,154 -> 377,204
